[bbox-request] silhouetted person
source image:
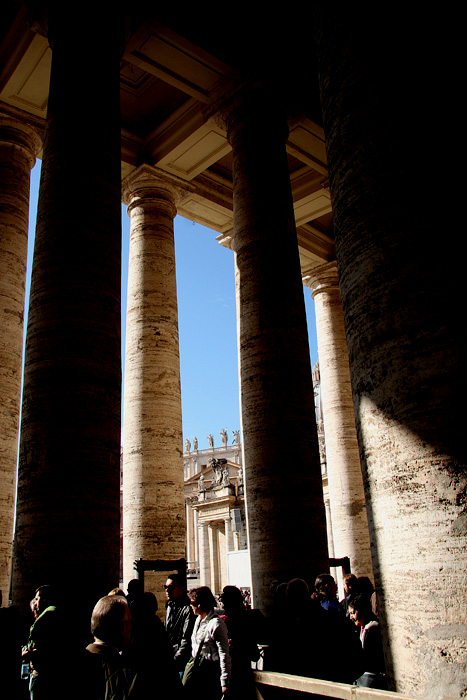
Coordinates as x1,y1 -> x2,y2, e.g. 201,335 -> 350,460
349,593 -> 387,688
313,574 -> 344,615
355,576 -> 378,617
26,584 -> 64,700
164,573 -> 195,673
123,591 -> 182,698
126,579 -> 144,611
218,586 -> 260,699
85,595 -> 133,699
341,573 -> 358,614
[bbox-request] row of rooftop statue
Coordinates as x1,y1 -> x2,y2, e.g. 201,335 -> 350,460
185,429 -> 241,452
8,571 -> 385,700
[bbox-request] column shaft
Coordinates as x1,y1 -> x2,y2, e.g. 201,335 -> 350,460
227,87 -> 329,613
12,7 -> 122,616
315,8 -> 466,696
308,262 -> 373,579
0,116 -> 41,602
198,522 -> 210,586
122,168 -> 184,586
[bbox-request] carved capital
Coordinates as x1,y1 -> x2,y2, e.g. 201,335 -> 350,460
304,261 -> 340,298
0,115 -> 42,168
213,83 -> 289,148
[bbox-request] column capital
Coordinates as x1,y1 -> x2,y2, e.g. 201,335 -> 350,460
216,83 -> 289,149
122,164 -> 189,217
304,260 -> 339,298
0,114 -> 42,168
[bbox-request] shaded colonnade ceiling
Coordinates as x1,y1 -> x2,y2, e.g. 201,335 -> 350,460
0,4 -> 335,276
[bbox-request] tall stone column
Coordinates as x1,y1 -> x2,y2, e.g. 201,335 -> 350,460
224,515 -> 234,586
0,116 -> 41,603
306,262 -> 373,579
198,521 -> 210,586
208,524 -> 221,593
224,515 -> 234,554
12,7 -> 122,617
186,502 -> 194,565
315,8 -> 466,697
225,86 -> 329,614
122,166 -> 185,587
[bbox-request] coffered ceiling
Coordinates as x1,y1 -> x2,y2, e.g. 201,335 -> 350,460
0,4 -> 335,274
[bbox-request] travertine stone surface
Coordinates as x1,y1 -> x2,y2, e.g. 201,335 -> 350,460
0,116 -> 41,603
12,8 -> 122,616
226,86 -> 329,614
198,522 -> 211,586
307,262 -> 373,579
122,166 -> 185,587
315,9 -> 466,697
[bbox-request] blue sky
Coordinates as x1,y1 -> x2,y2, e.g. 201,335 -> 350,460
26,161 -> 318,452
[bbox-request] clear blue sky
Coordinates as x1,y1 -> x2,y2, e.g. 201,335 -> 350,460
26,161 -> 318,452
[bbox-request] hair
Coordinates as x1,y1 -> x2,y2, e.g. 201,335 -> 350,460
343,573 -> 357,586
221,585 -> 245,614
108,588 -> 126,597
127,579 -> 144,599
188,586 -> 216,612
166,573 -> 186,590
312,574 -> 335,599
286,578 -> 310,606
131,591 -> 158,620
91,595 -> 130,645
355,576 -> 375,597
35,584 -> 59,608
348,593 -> 375,622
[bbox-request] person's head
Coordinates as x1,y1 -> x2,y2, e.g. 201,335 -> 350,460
131,591 -> 158,621
127,579 -> 144,602
286,578 -> 310,607
314,574 -> 337,600
91,595 -> 132,650
165,573 -> 186,602
348,593 -> 374,628
188,586 -> 216,614
108,588 -> 126,598
34,585 -> 59,613
220,586 -> 245,615
355,576 -> 375,597
343,573 -> 357,596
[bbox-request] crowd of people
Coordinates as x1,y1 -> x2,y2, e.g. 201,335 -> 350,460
18,572 -> 386,699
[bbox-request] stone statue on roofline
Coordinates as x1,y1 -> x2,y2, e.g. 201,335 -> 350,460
206,433 -> 214,448
220,428 -> 228,447
185,438 -> 191,453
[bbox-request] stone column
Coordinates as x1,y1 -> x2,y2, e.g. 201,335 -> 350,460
224,515 -> 234,585
12,6 -> 122,617
198,522 -> 211,587
224,515 -> 234,553
306,262 -> 373,579
225,86 -> 329,614
193,509 -> 199,576
315,8 -> 466,697
0,115 -> 41,603
122,166 -> 185,587
208,523 -> 221,593
186,502 -> 193,565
